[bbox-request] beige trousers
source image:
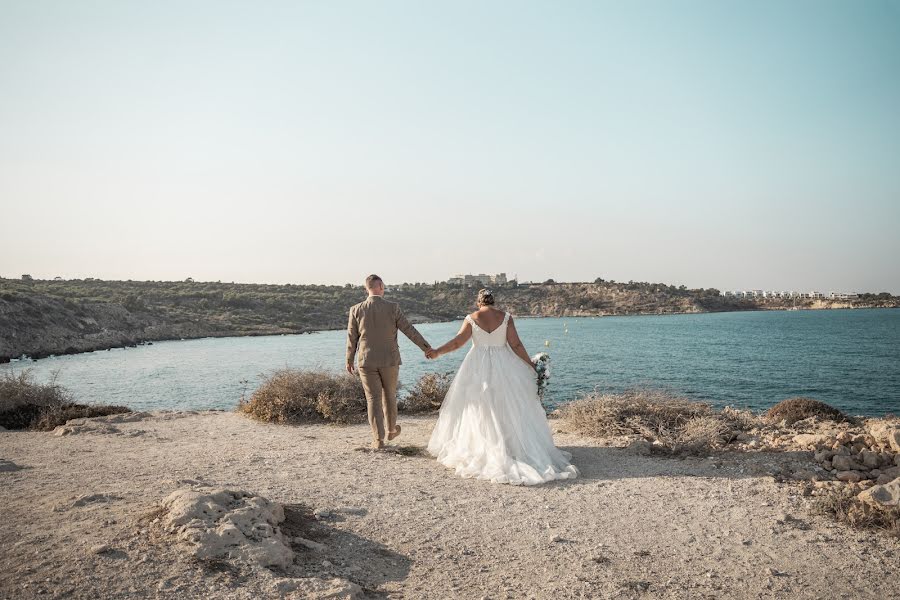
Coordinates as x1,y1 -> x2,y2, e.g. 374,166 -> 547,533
358,365 -> 400,442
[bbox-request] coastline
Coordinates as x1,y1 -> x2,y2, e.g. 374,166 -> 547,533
2,411 -> 897,599
4,304 -> 896,365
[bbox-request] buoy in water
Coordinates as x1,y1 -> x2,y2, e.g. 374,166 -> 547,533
544,340 -> 551,347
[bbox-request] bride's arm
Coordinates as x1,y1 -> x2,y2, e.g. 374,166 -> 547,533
429,321 -> 472,358
506,316 -> 537,371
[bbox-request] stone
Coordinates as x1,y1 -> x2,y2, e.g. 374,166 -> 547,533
161,487 -> 293,569
813,450 -> 834,463
0,425 -> 6,431
294,537 -> 327,552
876,474 -> 894,485
270,577 -> 362,599
895,454 -> 900,467
90,544 -> 111,554
836,471 -> 863,483
857,478 -> 900,508
865,420 -> 900,452
792,434 -> 828,448
831,456 -> 866,472
881,466 -> 900,479
860,450 -> 880,469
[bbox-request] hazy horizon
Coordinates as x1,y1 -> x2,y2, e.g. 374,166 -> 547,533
2,1 -> 899,293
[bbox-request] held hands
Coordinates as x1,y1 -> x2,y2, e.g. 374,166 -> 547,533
425,347 -> 439,360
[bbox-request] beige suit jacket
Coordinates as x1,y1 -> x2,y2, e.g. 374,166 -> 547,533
346,295 -> 430,368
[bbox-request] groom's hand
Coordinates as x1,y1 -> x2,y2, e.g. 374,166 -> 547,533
346,362 -> 355,375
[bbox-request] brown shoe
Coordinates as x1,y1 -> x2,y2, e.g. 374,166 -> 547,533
372,439 -> 384,450
388,424 -> 401,441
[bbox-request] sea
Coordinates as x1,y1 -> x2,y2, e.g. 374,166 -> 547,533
2,308 -> 898,416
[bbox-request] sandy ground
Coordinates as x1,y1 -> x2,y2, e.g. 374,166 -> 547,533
1,411 -> 897,599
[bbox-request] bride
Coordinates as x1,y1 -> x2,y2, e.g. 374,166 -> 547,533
425,288 -> 578,485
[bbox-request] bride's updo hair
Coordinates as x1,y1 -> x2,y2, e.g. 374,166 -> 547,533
476,288 -> 496,306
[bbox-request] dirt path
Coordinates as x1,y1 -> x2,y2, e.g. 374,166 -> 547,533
1,411 -> 896,599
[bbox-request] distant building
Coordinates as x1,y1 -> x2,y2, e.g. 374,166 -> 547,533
829,292 -> 859,300
449,273 -> 509,287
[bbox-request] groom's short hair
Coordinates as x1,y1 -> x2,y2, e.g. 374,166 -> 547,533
365,274 -> 383,289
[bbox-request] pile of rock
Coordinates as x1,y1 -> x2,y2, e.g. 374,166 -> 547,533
157,486 -> 364,598
161,487 -> 295,569
784,419 -> 900,485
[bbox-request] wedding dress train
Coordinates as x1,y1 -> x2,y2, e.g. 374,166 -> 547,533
427,312 -> 579,485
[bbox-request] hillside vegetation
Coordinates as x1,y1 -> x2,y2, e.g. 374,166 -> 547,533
1,276 -> 896,361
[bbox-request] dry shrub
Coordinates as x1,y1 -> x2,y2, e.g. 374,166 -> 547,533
0,370 -> 128,430
31,404 -> 131,431
238,368 -> 366,425
812,488 -> 900,538
765,397 -> 850,425
559,389 -> 754,454
401,372 -> 453,413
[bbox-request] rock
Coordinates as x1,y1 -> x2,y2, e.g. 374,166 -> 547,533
857,478 -> 900,508
860,450 -> 880,469
896,454 -> 900,467
792,434 -> 828,448
831,456 -> 866,472
836,471 -> 863,483
813,450 -> 834,463
876,474 -> 894,485
314,508 -> 335,521
0,425 -> 6,431
294,537 -> 327,552
161,487 -> 293,569
90,544 -> 111,554
271,577 -> 362,599
881,466 -> 900,479
865,420 -> 900,452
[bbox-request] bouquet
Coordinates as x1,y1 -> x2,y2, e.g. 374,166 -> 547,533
531,352 -> 551,400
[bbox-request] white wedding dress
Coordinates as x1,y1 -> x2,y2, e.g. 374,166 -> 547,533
427,312 -> 579,485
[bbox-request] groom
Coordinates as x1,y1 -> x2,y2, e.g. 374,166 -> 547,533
346,274 -> 432,449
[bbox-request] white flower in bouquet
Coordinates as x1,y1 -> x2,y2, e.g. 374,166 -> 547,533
531,352 -> 551,400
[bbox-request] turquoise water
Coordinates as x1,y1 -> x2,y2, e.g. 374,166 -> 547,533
2,309 -> 898,416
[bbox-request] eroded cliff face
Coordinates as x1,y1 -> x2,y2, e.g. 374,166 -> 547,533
1,279 -> 895,361
0,295 -> 162,359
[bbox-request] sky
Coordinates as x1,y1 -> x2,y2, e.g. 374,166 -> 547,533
1,1 -> 898,292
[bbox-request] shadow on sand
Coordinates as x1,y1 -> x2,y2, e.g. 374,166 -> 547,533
556,444 -> 815,484
280,504 -> 411,599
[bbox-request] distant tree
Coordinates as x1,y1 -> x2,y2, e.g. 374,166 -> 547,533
21,274 -> 33,281
185,277 -> 194,283
594,277 -> 606,284
543,279 -> 556,285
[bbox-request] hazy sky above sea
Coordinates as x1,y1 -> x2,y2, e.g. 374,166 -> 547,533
1,1 -> 899,293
